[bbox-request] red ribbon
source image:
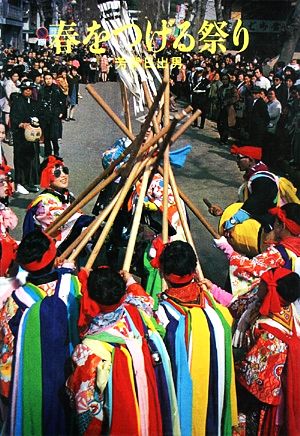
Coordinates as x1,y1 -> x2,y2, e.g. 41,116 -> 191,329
40,156 -> 64,188
22,232 -> 57,272
260,267 -> 292,315
78,268 -> 100,333
269,207 -> 300,236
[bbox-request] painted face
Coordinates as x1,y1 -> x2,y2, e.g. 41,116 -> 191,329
0,124 -> 5,142
50,165 -> 69,190
0,176 -> 9,198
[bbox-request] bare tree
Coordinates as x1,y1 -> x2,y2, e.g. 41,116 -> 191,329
214,0 -> 223,21
279,0 -> 300,64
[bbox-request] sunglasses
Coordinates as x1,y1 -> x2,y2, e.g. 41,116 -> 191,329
53,166 -> 69,178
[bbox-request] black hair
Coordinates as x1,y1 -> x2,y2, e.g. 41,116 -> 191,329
270,269 -> 300,303
159,241 -> 197,276
16,230 -> 55,273
281,203 -> 300,226
43,71 -> 53,78
88,268 -> 126,305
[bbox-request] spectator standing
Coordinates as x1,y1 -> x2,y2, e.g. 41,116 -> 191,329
56,67 -> 69,119
191,69 -> 210,128
39,72 -> 64,157
271,74 -> 288,109
2,70 -> 20,142
264,89 -> 282,165
100,54 -> 109,82
217,74 -> 239,144
10,80 -> 41,194
66,66 -> 81,121
254,66 -> 271,90
248,86 -> 270,146
88,57 -> 98,83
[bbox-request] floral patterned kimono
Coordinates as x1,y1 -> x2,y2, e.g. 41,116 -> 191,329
235,304 -> 300,435
67,290 -> 180,436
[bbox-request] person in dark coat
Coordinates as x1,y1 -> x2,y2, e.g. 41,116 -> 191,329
191,69 -> 210,128
271,74 -> 288,109
66,66 -> 81,121
39,72 -> 64,157
217,74 -> 239,144
248,86 -> 270,147
10,80 -> 41,194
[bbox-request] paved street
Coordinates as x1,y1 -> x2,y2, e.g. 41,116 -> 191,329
5,82 -> 242,286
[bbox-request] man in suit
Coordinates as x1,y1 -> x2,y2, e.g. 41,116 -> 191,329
271,74 -> 288,109
191,69 -> 210,128
248,86 -> 270,146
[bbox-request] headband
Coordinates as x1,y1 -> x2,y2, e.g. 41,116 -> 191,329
164,272 -> 195,285
269,207 -> 300,236
40,156 -> 65,188
231,145 -> 262,160
22,232 -> 57,272
260,267 -> 292,315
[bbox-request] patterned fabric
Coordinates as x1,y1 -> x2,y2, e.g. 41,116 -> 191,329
158,287 -> 238,436
67,300 -> 179,436
236,327 -> 287,405
229,245 -> 285,297
24,191 -> 81,244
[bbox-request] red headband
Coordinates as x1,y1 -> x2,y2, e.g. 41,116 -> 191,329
269,207 -> 300,236
22,232 -> 57,272
164,272 -> 195,285
260,267 -> 292,315
231,145 -> 262,160
40,156 -> 64,188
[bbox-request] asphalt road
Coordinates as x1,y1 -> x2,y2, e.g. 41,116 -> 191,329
5,82 -> 242,287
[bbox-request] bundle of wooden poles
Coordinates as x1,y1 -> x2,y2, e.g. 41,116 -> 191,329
45,65 -> 220,279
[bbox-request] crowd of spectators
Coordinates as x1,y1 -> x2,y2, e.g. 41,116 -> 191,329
169,52 -> 300,172
0,45 -> 118,194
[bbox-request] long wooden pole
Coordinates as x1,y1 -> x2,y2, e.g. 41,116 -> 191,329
157,166 -> 219,238
122,162 -> 153,271
46,81 -> 167,236
162,64 -> 170,244
68,192 -> 121,262
168,166 -> 204,279
85,151 -> 157,271
120,81 -> 132,134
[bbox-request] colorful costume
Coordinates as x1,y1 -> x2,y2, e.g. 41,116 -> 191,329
235,268 -> 300,435
157,280 -> 238,436
67,277 -> 180,436
0,266 -> 81,434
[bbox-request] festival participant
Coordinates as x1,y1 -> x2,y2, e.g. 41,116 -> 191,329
235,268 -> 300,436
23,156 -> 93,254
0,230 -> 81,434
67,267 -> 180,436
209,145 -> 279,232
157,241 -> 238,436
0,164 -> 19,308
214,203 -> 300,298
